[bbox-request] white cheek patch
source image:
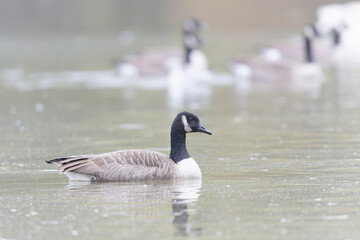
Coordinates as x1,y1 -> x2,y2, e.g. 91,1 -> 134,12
181,115 -> 192,132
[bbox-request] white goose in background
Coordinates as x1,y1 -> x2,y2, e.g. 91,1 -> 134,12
229,24 -> 323,94
316,1 -> 360,68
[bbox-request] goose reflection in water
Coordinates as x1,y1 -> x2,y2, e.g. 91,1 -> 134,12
171,179 -> 202,237
65,179 -> 202,237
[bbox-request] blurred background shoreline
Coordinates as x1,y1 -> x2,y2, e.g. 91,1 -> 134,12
0,0 -> 346,71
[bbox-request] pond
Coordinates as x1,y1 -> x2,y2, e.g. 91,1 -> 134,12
1,65 -> 360,239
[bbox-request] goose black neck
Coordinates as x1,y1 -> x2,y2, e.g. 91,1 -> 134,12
182,30 -> 194,64
332,29 -> 341,46
184,46 -> 192,64
169,126 -> 190,163
304,35 -> 314,63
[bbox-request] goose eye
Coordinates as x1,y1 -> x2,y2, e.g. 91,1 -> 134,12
189,117 -> 194,122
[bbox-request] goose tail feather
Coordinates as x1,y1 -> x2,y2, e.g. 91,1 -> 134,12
45,156 -> 97,181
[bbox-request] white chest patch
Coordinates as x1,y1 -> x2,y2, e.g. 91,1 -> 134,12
176,158 -> 202,179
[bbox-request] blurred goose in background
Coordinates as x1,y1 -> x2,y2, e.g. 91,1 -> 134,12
116,18 -> 208,78
260,23 -> 334,65
166,42 -> 212,110
249,22 -> 345,68
229,24 -> 324,97
316,1 -> 360,67
229,24 -> 324,94
289,24 -> 324,92
164,19 -> 212,110
46,112 -> 212,182
183,18 -> 209,69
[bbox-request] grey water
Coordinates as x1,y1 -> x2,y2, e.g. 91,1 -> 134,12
2,0 -> 360,239
1,67 -> 360,240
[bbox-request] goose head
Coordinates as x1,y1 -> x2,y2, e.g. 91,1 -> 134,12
170,112 -> 211,163
172,112 -> 212,135
182,18 -> 206,50
302,24 -> 320,39
182,18 -> 208,34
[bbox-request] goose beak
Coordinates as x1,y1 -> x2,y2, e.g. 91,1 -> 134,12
197,125 -> 212,135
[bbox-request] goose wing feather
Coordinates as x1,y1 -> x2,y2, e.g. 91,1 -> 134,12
46,150 -> 178,181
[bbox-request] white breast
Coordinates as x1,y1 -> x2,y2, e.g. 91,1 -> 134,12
176,158 -> 202,179
187,50 -> 208,71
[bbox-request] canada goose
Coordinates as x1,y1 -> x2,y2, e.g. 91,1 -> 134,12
182,18 -> 208,68
229,24 -> 322,82
115,18 -> 208,77
164,19 -> 211,110
115,18 -> 207,78
46,112 -> 212,182
266,23 -> 321,63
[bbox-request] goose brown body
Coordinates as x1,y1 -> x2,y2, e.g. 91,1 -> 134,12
46,150 -> 179,181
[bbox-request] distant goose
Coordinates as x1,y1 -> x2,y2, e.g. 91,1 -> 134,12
164,19 -> 212,110
182,18 -> 209,69
264,23 -> 321,63
46,112 -> 212,182
229,24 -> 322,82
116,18 -> 208,77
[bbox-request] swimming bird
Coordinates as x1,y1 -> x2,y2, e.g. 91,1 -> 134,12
229,24 -> 323,82
165,19 -> 212,110
115,18 -> 208,77
46,112 -> 212,182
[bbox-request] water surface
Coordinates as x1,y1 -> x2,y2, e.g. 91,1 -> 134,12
1,66 -> 360,240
